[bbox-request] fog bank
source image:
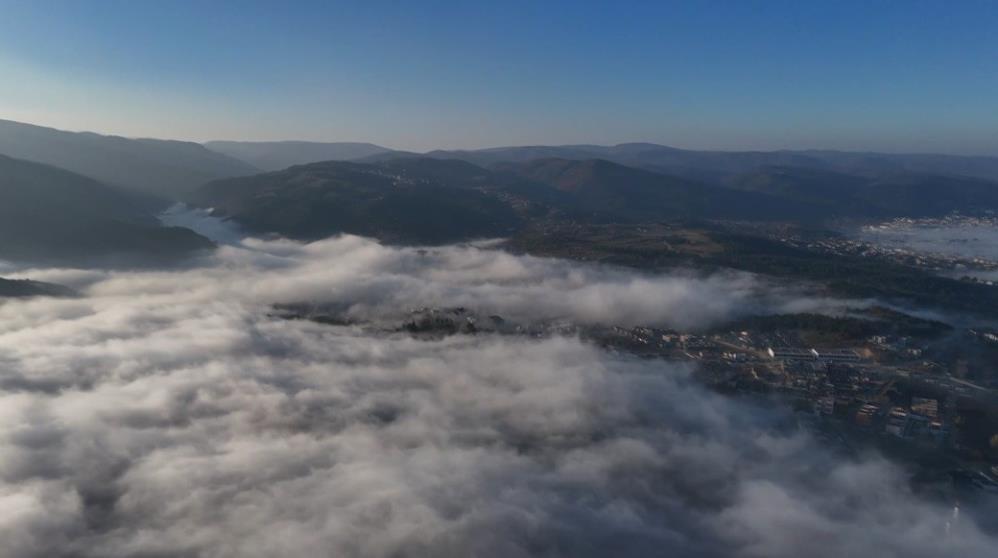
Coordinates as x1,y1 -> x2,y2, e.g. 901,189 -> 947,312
0,235 -> 990,557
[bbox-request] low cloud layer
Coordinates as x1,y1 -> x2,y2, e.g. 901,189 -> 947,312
864,224 -> 998,261
19,234 -> 866,331
0,236 -> 992,557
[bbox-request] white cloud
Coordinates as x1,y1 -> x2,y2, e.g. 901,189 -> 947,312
0,235 -> 991,557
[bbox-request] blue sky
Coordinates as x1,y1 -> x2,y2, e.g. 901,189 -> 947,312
1,0 -> 996,153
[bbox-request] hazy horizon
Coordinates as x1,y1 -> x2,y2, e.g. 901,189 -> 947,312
5,114 -> 998,159
2,1 -> 997,155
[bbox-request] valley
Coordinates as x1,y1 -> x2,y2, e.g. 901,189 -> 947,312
3,121 -> 998,557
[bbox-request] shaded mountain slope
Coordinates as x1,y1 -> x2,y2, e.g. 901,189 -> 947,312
192,154 -> 998,248
428,142 -> 998,183
191,156 -> 840,246
727,166 -> 998,217
0,154 -> 213,264
0,119 -> 256,199
496,158 -> 829,221
204,140 -> 398,171
190,159 -> 526,244
860,173 -> 998,217
725,166 -> 882,217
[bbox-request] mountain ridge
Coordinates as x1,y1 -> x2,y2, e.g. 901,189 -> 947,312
0,153 -> 214,265
189,158 -> 526,244
0,118 -> 257,199
204,140 -> 400,171
202,134 -> 998,183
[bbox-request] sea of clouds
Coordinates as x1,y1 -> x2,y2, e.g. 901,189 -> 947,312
0,234 -> 994,557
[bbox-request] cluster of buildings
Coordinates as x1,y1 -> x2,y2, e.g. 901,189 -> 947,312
584,321 -> 998,499
620,328 -> 995,460
869,334 -> 925,359
371,307 -> 998,491
765,345 -> 959,448
767,347 -> 862,363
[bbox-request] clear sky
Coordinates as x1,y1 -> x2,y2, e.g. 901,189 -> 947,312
1,0 -> 996,154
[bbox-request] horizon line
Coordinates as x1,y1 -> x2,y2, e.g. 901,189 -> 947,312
4,116 -> 997,159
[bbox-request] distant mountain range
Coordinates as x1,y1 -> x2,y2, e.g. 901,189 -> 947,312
0,154 -> 213,265
2,116 -> 998,259
204,140 -> 398,171
421,143 -> 998,184
0,119 -> 256,199
201,138 -> 998,205
190,154 -> 998,244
